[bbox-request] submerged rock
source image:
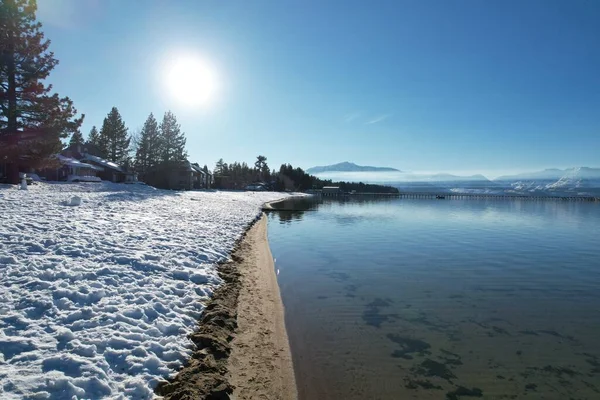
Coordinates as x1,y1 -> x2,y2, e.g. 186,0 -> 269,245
445,386 -> 483,400
387,334 -> 431,359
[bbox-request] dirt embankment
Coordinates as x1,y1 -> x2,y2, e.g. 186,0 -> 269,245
156,214 -> 296,400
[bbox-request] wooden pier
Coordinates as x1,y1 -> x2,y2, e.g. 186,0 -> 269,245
395,192 -> 599,201
314,192 -> 600,202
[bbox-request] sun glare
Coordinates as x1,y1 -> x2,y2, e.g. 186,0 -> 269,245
165,55 -> 217,107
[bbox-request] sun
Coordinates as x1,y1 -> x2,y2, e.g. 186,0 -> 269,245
165,55 -> 217,107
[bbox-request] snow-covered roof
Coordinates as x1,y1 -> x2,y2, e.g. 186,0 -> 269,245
82,154 -> 124,172
57,155 -> 103,171
190,163 -> 206,175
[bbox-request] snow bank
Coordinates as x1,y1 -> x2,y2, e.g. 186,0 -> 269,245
0,182 -> 292,399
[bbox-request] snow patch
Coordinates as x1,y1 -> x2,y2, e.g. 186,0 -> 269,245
0,182 -> 295,398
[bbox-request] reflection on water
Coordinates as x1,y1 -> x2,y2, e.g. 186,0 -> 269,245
268,198 -> 600,400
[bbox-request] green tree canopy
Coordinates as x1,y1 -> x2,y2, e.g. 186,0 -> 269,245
99,107 -> 130,163
135,112 -> 161,175
0,0 -> 83,181
87,125 -> 99,145
215,158 -> 226,175
69,130 -> 84,147
159,111 -> 187,164
255,155 -> 269,181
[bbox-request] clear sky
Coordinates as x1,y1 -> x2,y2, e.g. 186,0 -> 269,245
37,0 -> 599,177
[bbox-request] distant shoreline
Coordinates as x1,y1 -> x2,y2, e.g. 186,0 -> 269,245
156,211 -> 296,400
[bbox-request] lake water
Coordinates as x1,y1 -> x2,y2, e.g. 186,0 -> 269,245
267,197 -> 600,400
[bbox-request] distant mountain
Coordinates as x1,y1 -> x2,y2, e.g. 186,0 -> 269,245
305,165 -> 600,195
494,169 -> 565,181
307,162 -> 400,174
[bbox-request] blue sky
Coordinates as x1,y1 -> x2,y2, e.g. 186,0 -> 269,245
37,0 -> 599,177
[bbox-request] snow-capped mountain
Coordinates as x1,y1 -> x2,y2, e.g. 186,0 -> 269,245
494,169 -> 566,181
309,165 -> 600,195
545,167 -> 600,190
495,167 -> 600,195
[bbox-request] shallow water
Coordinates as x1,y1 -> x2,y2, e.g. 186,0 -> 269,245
267,197 -> 600,400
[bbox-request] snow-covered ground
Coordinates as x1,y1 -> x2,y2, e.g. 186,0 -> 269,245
0,182 -> 292,399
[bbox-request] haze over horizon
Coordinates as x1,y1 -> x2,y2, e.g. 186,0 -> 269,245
37,0 -> 600,174
306,161 -> 600,180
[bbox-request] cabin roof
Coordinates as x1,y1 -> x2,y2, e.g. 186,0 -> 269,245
57,155 -> 103,170
82,154 -> 124,172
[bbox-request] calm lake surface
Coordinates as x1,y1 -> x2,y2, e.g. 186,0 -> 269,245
267,197 -> 600,400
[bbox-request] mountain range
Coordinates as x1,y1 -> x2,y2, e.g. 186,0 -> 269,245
306,163 -> 600,195
306,162 -> 400,174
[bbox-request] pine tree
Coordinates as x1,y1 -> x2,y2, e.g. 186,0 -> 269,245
0,0 -> 84,182
69,130 -> 84,147
215,158 -> 227,175
99,107 -> 130,163
135,113 -> 160,176
159,111 -> 187,165
87,125 -> 99,145
255,155 -> 268,181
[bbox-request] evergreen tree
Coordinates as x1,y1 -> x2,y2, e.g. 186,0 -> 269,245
87,125 -> 100,146
0,0 -> 83,182
135,113 -> 160,176
99,107 -> 130,163
69,130 -> 84,147
254,155 -> 267,171
159,111 -> 186,164
255,155 -> 268,181
215,158 -> 226,175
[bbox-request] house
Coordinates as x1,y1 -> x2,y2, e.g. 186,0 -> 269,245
190,163 -> 206,189
245,183 -> 267,191
145,161 -> 194,190
139,160 -> 212,190
81,154 -> 135,183
61,143 -> 85,160
38,155 -> 102,182
322,186 -> 342,196
190,162 -> 213,189
205,170 -> 214,189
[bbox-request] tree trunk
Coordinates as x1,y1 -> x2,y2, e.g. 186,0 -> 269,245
5,20 -> 19,184
7,162 -> 19,185
6,14 -> 18,134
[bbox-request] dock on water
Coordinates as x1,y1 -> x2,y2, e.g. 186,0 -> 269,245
311,191 -> 600,202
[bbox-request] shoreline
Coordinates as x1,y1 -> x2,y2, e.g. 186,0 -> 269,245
156,212 -> 296,399
261,197 -> 293,210
228,213 -> 297,400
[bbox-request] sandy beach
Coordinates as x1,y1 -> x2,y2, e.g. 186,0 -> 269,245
157,213 -> 296,399
228,214 -> 297,400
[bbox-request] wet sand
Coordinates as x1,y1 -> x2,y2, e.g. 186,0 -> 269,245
156,213 -> 296,400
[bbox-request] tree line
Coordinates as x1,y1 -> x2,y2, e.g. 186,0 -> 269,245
213,158 -> 399,194
0,0 -> 189,184
1,0 -> 396,194
273,163 -> 399,193
75,108 -> 188,181
213,156 -> 272,189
